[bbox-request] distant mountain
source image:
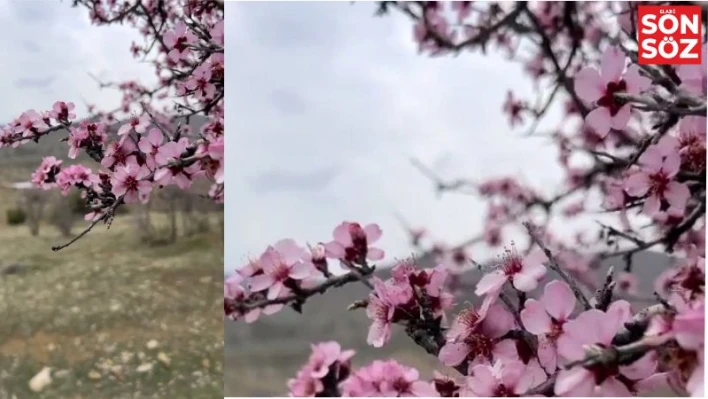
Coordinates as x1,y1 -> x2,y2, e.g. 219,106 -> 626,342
224,250 -> 676,396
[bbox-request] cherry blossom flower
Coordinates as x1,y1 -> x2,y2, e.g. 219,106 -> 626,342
324,222 -> 384,264
366,277 -> 413,347
340,360 -> 438,397
248,239 -> 310,300
287,341 -> 355,397
520,280 -> 576,373
460,360 -> 546,397
438,303 -> 516,367
31,156 -> 63,189
574,46 -> 652,137
476,246 -> 547,296
431,371 -> 460,397
49,101 -> 76,123
164,21 -> 197,63
555,300 -> 664,396
117,114 -> 150,137
102,138 -> 138,169
155,162 -> 203,190
624,136 -> 690,220
110,159 -> 152,204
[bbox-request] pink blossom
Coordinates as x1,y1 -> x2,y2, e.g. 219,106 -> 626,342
287,341 -> 354,397
164,21 -> 197,63
31,156 -> 63,189
341,360 -> 438,397
324,222 -> 385,264
117,114 -> 150,137
555,300 -> 662,396
460,360 -> 546,397
365,277 -> 413,347
138,128 -> 166,169
110,159 -> 152,204
520,280 -> 576,373
248,239 -> 310,299
624,136 -> 690,220
14,109 -> 48,137
154,162 -> 203,189
502,91 -> 526,126
102,138 -> 138,169
476,246 -> 547,296
676,116 -> 707,173
574,46 -> 651,137
49,101 -> 76,122
438,303 -> 516,367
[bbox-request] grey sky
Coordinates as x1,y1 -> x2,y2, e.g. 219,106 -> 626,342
225,2 -> 617,272
0,1 -> 155,123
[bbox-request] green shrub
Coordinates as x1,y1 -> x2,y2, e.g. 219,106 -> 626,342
6,208 -> 27,225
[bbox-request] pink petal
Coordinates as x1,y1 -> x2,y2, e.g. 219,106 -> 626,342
512,272 -> 540,292
542,280 -> 576,321
520,299 -> 552,335
662,151 -> 682,178
367,247 -> 385,261
665,182 -> 690,210
642,194 -> 661,217
438,342 -> 471,366
324,241 -> 345,259
274,239 -> 305,265
600,46 -> 626,84
467,364 -> 497,396
267,281 -> 284,299
585,107 -> 612,138
574,67 -> 605,104
609,104 -> 632,130
500,360 -> 526,390
410,381 -> 439,397
537,336 -> 558,374
600,300 -> 632,343
363,223 -> 382,243
475,271 -> 507,296
248,274 -> 274,292
619,352 -> 656,380
288,262 -> 311,280
624,172 -> 650,197
332,222 -> 353,247
624,64 -> 652,94
367,320 -> 390,348
554,367 -> 595,397
635,372 -> 670,394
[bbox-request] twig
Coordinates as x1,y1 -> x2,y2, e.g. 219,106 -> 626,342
524,222 -> 592,310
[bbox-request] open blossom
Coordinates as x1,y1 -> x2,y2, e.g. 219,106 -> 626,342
520,280 -> 576,374
224,273 -> 286,323
574,45 -> 652,137
102,138 -> 138,169
438,303 -> 516,368
324,222 -> 384,263
31,156 -> 63,189
248,239 -> 310,299
49,101 -> 76,122
110,159 -> 152,204
624,136 -> 690,220
117,114 -> 150,137
138,128 -> 166,169
676,116 -> 707,173
366,277 -> 413,347
14,109 -> 48,137
155,162 -> 203,190
476,246 -> 547,296
164,21 -> 198,63
341,360 -> 438,397
555,300 -> 666,396
55,165 -> 99,195
460,360 -> 546,397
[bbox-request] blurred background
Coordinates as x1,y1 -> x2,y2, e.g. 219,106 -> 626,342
0,2 -> 222,398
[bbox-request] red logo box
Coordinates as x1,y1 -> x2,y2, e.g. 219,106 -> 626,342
637,5 -> 703,65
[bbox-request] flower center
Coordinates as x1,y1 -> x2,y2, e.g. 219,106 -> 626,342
464,333 -> 494,361
597,80 -> 627,116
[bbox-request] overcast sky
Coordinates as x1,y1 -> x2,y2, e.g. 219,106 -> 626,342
223,2 -> 596,272
0,1 -> 154,123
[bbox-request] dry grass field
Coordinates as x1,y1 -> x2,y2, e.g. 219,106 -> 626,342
0,212 -> 223,398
